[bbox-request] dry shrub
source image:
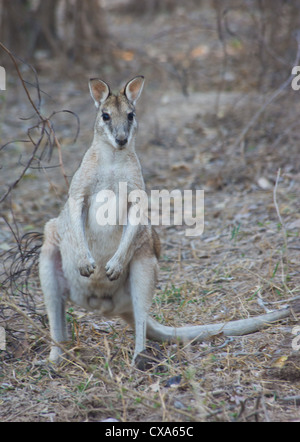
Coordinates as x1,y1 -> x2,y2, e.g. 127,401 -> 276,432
213,0 -> 300,89
0,0 -> 109,63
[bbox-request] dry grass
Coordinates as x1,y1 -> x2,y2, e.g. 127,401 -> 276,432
1,1 -> 300,422
1,125 -> 300,421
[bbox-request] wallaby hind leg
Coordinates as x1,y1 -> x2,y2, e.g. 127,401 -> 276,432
39,220 -> 68,363
126,253 -> 158,364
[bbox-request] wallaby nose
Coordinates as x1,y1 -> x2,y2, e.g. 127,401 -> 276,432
116,138 -> 128,147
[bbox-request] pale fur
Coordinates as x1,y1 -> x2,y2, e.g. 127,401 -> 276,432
39,76 -> 294,365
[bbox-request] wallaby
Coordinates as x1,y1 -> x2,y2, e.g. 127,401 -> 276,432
39,76 -> 297,366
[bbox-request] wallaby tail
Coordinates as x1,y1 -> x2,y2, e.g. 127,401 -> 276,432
146,306 -> 295,343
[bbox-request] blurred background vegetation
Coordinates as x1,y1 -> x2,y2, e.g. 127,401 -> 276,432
0,0 -> 300,91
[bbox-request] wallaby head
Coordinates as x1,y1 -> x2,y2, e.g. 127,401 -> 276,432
89,76 -> 144,150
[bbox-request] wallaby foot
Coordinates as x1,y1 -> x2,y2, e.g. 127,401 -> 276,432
133,343 -> 165,371
49,346 -> 65,364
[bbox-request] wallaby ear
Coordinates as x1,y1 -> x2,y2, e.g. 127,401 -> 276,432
89,78 -> 110,108
124,76 -> 145,105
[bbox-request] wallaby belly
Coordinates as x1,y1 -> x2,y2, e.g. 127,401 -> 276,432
57,194 -> 128,312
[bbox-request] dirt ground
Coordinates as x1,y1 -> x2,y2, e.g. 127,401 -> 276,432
1,2 -> 300,422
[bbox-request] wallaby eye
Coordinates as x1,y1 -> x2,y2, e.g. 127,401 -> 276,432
102,112 -> 110,122
128,112 -> 134,121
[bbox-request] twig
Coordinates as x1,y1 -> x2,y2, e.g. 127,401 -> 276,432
279,395 -> 300,405
1,298 -> 198,420
0,42 -> 42,119
213,0 -> 229,119
0,41 -> 70,197
2,402 -> 42,423
232,32 -> 300,151
2,298 -> 85,367
0,123 -> 44,204
273,169 -> 287,247
273,168 -> 291,295
239,266 -> 283,293
260,395 -> 271,422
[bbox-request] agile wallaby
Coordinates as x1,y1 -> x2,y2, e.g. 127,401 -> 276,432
39,76 -> 296,365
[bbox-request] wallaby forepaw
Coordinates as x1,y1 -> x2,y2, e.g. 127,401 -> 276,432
105,259 -> 123,281
79,259 -> 96,277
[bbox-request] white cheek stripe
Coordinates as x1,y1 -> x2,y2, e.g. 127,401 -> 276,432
98,119 -> 136,148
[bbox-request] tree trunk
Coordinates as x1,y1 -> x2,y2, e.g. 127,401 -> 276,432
73,0 -> 108,63
31,0 -> 59,57
0,0 -> 33,57
0,0 -> 108,63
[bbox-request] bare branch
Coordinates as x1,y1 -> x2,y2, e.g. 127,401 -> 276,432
0,41 -> 73,199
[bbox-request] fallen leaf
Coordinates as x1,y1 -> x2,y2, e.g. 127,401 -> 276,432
272,356 -> 288,368
257,177 -> 272,190
190,45 -> 209,58
113,49 -> 134,61
149,381 -> 160,393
